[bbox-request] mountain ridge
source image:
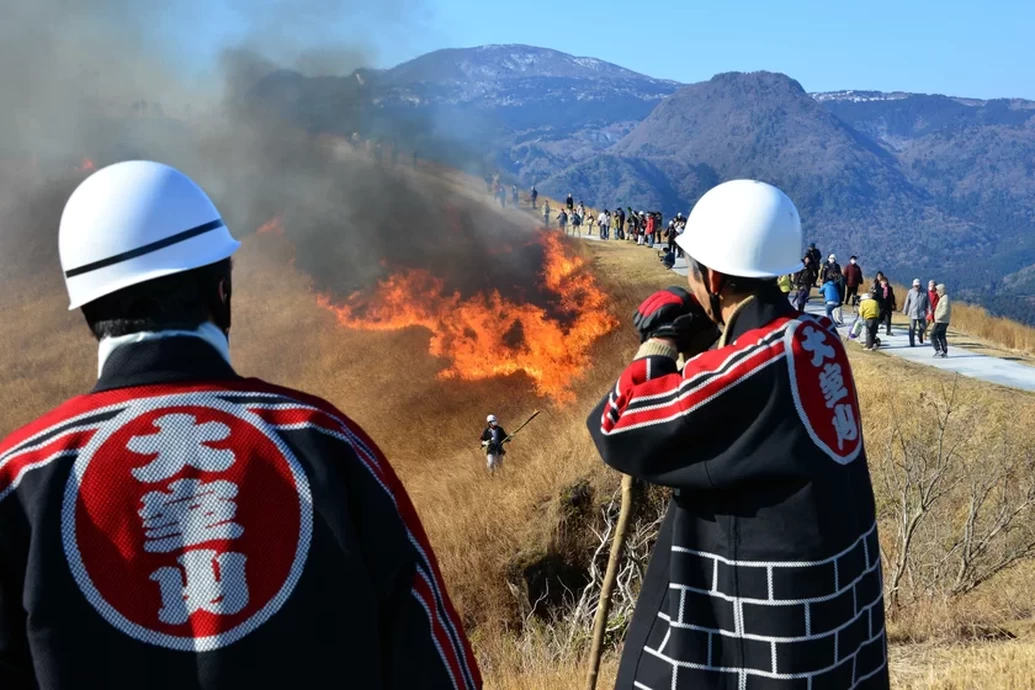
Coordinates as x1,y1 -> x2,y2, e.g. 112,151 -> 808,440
247,45 -> 1035,323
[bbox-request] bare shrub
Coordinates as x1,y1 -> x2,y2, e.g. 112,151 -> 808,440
877,377 -> 1035,621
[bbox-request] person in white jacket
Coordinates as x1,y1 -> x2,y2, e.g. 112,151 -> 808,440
598,210 -> 609,240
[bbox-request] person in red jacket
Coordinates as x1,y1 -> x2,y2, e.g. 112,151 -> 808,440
844,255 -> 864,307
0,161 -> 480,690
927,279 -> 940,324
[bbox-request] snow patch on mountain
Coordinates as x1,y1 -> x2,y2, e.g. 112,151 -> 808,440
811,90 -> 911,103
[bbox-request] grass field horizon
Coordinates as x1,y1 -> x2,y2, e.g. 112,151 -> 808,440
4,163 -> 1035,688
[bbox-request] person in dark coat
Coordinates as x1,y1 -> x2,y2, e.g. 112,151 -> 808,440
819,253 -> 841,285
0,161 -> 481,690
792,255 -> 817,312
844,256 -> 864,306
589,180 -> 887,690
806,242 -> 822,282
877,275 -> 896,336
480,414 -> 508,474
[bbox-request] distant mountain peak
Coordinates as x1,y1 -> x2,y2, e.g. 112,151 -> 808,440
710,71 -> 805,90
383,44 -> 676,85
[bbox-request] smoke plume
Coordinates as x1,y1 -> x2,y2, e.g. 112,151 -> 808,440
0,0 -> 544,304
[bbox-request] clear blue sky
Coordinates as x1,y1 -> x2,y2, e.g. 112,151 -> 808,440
185,0 -> 1034,99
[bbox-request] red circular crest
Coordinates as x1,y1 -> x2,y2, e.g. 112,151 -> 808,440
785,319 -> 864,464
62,394 -> 312,651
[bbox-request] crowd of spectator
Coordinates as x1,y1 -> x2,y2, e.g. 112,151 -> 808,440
539,192 -> 688,262
784,244 -> 952,356
503,181 -> 955,359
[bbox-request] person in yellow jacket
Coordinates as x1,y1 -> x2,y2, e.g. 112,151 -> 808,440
857,291 -> 881,350
777,273 -> 792,296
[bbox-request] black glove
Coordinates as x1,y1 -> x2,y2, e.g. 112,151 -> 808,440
633,287 -> 717,353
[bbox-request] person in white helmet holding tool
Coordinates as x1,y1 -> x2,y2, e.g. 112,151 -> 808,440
0,161 -> 480,690
587,180 -> 888,689
480,414 -> 508,474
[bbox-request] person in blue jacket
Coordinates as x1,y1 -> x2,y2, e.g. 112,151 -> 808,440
821,276 -> 843,324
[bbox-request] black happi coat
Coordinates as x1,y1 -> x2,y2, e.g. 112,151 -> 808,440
480,426 -> 508,455
0,337 -> 480,690
589,289 -> 888,690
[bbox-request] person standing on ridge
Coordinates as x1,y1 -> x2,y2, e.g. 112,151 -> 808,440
878,275 -> 896,336
530,185 -> 538,209
844,255 -> 864,307
0,161 -> 480,690
588,180 -> 888,690
542,199 -> 551,227
511,184 -> 519,206
566,193 -> 574,213
480,415 -> 508,474
931,283 -> 951,357
927,279 -> 939,326
902,278 -> 931,347
792,254 -> 815,312
858,289 -> 882,350
820,272 -> 843,324
806,242 -> 822,281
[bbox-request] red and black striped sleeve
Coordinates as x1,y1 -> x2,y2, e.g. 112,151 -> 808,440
588,323 -> 791,489
241,385 -> 481,689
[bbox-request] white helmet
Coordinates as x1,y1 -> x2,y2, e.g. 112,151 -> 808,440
487,414 -> 497,424
59,161 -> 241,310
676,180 -> 803,278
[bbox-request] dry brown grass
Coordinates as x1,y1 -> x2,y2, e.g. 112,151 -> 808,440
6,181 -> 1035,687
949,302 -> 1035,357
890,640 -> 1035,689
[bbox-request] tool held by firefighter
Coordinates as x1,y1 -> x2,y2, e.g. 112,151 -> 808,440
585,289 -> 717,690
585,180 -> 888,689
502,409 -> 540,443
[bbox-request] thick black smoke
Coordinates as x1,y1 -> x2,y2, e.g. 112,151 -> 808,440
0,0 -> 548,305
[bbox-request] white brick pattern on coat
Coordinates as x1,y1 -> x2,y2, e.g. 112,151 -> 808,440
636,522 -> 887,689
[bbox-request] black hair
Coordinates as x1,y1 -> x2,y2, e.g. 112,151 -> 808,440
81,259 -> 232,341
689,259 -> 778,295
850,255 -> 857,260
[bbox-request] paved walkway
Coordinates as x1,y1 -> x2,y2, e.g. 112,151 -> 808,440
804,303 -> 1035,392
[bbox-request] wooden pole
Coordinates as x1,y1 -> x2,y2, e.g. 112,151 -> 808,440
585,473 -> 634,690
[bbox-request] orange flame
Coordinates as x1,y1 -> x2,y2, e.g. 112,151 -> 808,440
76,157 -> 96,173
256,215 -> 284,237
317,231 -> 617,403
